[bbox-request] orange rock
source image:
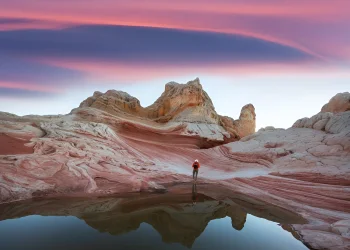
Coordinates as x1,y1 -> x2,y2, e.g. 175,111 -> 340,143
73,78 -> 256,141
321,92 -> 350,113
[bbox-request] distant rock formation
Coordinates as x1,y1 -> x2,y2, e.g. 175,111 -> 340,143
219,104 -> 256,138
321,92 -> 350,113
79,90 -> 143,116
147,78 -> 218,123
75,78 -> 256,141
77,78 -> 219,124
293,93 -> 350,152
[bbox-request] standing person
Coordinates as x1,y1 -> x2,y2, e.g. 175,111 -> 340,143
192,159 -> 200,182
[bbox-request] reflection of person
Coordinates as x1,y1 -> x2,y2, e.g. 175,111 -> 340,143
192,159 -> 200,182
192,183 -> 197,205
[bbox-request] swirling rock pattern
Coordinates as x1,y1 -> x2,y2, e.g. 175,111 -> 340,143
0,82 -> 349,249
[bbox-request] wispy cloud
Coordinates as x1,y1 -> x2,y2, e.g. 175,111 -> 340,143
0,0 -> 348,102
0,55 -> 86,88
0,24 -> 319,88
0,0 -> 349,60
0,87 -> 58,98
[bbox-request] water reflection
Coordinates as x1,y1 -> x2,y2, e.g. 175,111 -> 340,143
192,183 -> 197,205
0,188 -> 307,249
83,194 -> 247,247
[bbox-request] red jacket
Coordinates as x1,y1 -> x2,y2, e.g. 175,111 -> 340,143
192,162 -> 200,169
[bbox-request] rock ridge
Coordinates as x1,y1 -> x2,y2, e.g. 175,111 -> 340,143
74,78 -> 256,141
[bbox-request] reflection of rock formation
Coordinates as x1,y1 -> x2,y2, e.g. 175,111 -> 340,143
227,205 -> 247,231
85,200 -> 246,247
0,194 -> 247,248
0,186 -> 310,247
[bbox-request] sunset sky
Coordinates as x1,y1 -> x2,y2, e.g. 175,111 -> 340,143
0,0 -> 349,129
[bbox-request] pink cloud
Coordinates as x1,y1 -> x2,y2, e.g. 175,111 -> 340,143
0,0 -> 349,61
0,21 -> 70,31
0,81 -> 62,93
32,57 -> 350,83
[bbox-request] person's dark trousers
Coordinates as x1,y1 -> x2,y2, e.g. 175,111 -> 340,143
193,169 -> 198,180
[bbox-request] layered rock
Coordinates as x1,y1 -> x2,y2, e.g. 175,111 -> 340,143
293,93 -> 350,153
0,83 -> 349,249
147,78 -> 218,124
77,78 -> 219,124
74,78 -> 255,142
219,104 -> 256,138
321,92 -> 350,113
294,92 -> 350,134
79,90 -> 143,116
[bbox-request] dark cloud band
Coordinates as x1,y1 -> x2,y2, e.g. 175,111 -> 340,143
0,24 -> 315,65
0,56 -> 85,85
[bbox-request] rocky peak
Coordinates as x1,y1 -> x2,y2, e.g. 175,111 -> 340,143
78,89 -> 142,115
321,92 -> 350,113
238,104 -> 256,124
74,78 -> 256,140
219,104 -> 256,139
293,92 -> 350,137
147,78 -> 217,123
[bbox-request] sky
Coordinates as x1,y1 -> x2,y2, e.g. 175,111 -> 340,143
0,0 -> 349,129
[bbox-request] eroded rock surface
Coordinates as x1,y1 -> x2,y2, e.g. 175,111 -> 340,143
0,83 -> 349,250
74,78 -> 255,141
321,92 -> 350,113
219,104 -> 256,138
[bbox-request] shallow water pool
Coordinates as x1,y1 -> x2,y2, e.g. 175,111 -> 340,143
0,190 -> 309,250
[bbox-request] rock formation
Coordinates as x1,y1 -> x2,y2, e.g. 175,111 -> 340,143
79,90 -> 144,116
219,104 -> 256,138
0,80 -> 349,250
321,92 -> 350,113
147,78 -> 219,124
73,78 -> 255,143
77,78 -> 219,124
